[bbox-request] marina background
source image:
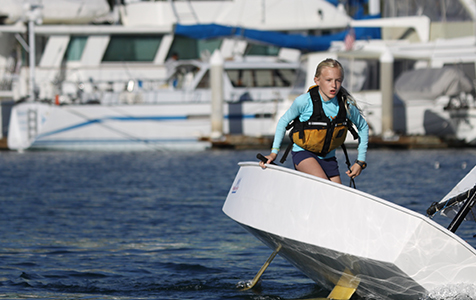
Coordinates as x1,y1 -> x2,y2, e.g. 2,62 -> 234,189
1,148 -> 476,300
3,0 -> 476,151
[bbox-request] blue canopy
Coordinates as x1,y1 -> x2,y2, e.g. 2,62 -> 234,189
174,21 -> 381,52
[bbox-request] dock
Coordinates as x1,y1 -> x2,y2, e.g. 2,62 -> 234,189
0,135 -> 469,152
0,137 -> 7,150
209,134 -> 466,150
368,135 -> 466,149
207,135 -> 274,150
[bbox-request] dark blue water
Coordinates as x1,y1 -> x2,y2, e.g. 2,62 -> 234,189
1,148 -> 475,300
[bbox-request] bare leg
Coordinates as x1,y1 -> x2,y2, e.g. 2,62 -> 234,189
329,175 -> 342,184
295,157 -> 328,179
295,157 -> 342,184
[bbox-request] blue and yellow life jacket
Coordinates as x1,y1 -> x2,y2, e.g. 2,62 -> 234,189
286,85 -> 358,157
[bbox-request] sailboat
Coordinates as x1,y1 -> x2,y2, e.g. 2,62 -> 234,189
223,159 -> 476,299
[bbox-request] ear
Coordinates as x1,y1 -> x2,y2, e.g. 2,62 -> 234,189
313,76 -> 319,85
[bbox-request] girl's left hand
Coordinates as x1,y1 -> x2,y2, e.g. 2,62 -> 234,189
346,163 -> 363,178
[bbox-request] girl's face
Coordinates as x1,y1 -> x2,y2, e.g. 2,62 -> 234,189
314,66 -> 342,101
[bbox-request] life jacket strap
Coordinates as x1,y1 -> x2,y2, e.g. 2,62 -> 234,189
341,143 -> 356,188
280,141 -> 293,164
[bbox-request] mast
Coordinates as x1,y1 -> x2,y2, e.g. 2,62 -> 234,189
25,2 -> 42,101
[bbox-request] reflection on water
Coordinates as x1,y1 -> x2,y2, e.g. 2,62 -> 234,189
425,283 -> 476,300
0,149 -> 475,300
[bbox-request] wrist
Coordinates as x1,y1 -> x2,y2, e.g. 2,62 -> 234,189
355,160 -> 367,169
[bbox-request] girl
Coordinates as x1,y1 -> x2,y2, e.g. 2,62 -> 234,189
259,58 -> 369,183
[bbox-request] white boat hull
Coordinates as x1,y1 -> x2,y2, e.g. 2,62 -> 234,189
7,101 -> 282,151
223,162 -> 476,299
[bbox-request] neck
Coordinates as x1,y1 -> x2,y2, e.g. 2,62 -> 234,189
318,90 -> 331,102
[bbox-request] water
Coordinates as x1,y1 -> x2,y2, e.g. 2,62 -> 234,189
0,148 -> 475,300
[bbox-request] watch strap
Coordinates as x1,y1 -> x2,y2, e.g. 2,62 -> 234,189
355,160 -> 367,169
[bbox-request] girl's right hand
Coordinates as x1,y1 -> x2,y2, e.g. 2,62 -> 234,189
259,153 -> 277,168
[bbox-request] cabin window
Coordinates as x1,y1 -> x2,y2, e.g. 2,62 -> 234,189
339,58 -> 380,92
24,35 -> 47,66
382,0 -> 472,22
197,71 -> 210,89
291,64 -> 307,94
245,44 -> 280,56
226,69 -> 295,88
393,59 -> 417,81
102,35 -> 162,62
443,62 -> 475,81
169,64 -> 201,89
339,58 -> 422,92
168,36 -> 222,60
65,36 -> 87,61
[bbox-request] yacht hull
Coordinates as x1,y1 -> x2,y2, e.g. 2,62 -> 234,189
7,101 -> 281,151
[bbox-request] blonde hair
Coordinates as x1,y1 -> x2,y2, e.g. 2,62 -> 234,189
315,58 -> 344,79
315,58 -> 360,113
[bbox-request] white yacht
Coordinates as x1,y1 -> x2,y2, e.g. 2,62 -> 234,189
0,0 -> 356,151
7,58 -> 300,150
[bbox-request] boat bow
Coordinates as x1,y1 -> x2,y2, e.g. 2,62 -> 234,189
223,162 -> 476,299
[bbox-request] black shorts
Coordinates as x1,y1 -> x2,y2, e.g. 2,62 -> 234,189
291,150 -> 340,178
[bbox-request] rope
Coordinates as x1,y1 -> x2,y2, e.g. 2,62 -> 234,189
341,144 -> 356,189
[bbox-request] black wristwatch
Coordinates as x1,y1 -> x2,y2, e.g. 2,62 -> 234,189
355,160 -> 367,169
